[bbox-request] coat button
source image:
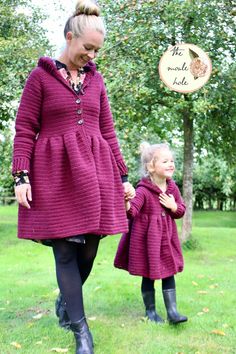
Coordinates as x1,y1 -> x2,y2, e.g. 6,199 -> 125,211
76,99 -> 81,104
77,119 -> 84,125
161,211 -> 166,217
77,109 -> 82,115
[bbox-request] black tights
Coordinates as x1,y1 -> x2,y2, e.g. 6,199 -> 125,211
141,276 -> 175,293
52,235 -> 100,323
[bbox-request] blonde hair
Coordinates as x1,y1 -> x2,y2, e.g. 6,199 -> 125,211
64,0 -> 106,38
140,141 -> 171,177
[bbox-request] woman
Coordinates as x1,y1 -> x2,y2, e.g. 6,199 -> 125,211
12,1 -> 133,353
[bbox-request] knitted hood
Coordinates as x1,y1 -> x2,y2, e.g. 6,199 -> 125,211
137,177 -> 176,195
37,57 -> 97,75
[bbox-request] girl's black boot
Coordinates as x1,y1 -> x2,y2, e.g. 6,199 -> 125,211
162,289 -> 188,324
142,290 -> 164,323
70,317 -> 94,354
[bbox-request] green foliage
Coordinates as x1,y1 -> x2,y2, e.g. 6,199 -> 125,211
0,127 -> 14,198
0,0 -> 51,127
0,0 -> 51,196
193,154 -> 236,210
96,0 -> 236,184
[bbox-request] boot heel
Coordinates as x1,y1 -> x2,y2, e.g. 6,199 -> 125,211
70,317 -> 94,354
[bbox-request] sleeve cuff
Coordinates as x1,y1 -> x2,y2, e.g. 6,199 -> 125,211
121,175 -> 128,183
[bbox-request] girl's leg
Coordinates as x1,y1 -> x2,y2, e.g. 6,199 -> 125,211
162,275 -> 188,324
141,277 -> 164,323
162,275 -> 175,290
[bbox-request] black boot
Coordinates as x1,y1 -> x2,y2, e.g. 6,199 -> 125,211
162,289 -> 188,324
142,290 -> 164,323
70,317 -> 94,354
55,293 -> 71,330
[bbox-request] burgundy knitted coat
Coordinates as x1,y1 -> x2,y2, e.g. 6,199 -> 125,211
114,178 -> 185,280
12,57 -> 128,240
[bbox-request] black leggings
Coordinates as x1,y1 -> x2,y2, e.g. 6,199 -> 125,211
141,276 -> 176,293
52,235 -> 100,322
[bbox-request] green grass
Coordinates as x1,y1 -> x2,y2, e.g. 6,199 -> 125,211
0,206 -> 236,354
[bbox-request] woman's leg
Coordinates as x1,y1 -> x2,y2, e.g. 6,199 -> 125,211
55,235 -> 100,329
52,239 -> 84,322
52,239 -> 94,353
77,235 -> 100,285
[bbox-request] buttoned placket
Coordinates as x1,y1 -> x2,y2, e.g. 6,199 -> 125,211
76,96 -> 83,125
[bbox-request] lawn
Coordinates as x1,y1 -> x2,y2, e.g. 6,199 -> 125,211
0,206 -> 235,354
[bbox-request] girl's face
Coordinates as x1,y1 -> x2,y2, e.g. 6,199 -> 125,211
150,148 -> 175,179
66,30 -> 104,69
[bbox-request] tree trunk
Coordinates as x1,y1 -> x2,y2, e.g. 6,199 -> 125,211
181,111 -> 194,243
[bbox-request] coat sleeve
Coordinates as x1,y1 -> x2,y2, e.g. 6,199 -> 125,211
99,76 -> 128,176
169,185 -> 186,219
127,187 -> 145,219
12,69 -> 42,174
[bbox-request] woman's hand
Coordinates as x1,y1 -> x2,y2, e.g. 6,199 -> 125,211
159,193 -> 177,212
123,182 -> 135,201
14,184 -> 32,209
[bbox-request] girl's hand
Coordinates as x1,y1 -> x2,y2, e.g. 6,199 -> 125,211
159,193 -> 177,212
123,182 -> 135,201
14,184 -> 32,209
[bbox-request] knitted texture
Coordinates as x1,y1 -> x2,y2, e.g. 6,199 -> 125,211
114,178 -> 185,280
12,57 -> 128,239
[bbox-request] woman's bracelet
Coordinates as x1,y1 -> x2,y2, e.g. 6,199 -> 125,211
12,170 -> 30,186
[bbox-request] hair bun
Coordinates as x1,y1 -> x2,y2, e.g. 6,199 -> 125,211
74,0 -> 100,17
139,141 -> 150,154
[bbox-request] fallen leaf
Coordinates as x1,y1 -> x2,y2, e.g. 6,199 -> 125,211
209,284 -> 219,289
50,348 -> 68,353
203,308 -> 209,313
94,286 -> 101,292
211,329 -> 226,336
27,322 -> 34,328
32,313 -> 43,320
197,290 -> 208,295
192,281 -> 199,286
36,341 -> 43,345
141,316 -> 148,322
10,342 -> 22,349
197,312 -> 204,316
222,323 -> 229,328
197,274 -> 205,278
88,316 -> 96,321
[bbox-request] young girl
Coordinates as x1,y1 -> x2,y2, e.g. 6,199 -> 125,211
114,142 -> 188,324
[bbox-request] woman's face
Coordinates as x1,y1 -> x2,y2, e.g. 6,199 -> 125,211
66,30 -> 104,69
